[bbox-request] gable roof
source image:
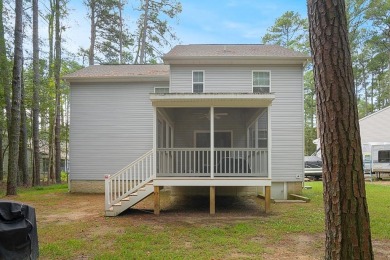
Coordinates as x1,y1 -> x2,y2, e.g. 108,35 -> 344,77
359,106 -> 390,144
163,44 -> 310,65
63,65 -> 170,83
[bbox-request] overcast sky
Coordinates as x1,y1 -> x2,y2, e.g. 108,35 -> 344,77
62,0 -> 308,60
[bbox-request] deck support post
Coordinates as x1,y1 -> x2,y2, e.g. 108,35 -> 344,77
154,186 -> 160,215
210,186 -> 215,215
265,186 -> 271,213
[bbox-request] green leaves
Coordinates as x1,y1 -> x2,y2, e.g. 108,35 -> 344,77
134,0 -> 182,64
261,11 -> 309,54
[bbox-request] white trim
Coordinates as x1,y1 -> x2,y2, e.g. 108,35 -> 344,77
154,177 -> 272,187
192,70 -> 205,93
150,93 -> 275,107
153,107 -> 157,176
252,70 -> 271,93
268,106 -> 272,179
210,107 -> 214,178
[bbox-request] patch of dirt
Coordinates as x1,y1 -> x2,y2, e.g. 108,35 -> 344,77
373,240 -> 390,259
10,188 -> 390,259
37,193 -> 104,224
263,233 -> 324,260
370,180 -> 390,186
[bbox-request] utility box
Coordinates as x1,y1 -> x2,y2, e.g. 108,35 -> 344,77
0,201 -> 39,260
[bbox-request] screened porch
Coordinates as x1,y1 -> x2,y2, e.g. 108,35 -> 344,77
154,106 -> 270,179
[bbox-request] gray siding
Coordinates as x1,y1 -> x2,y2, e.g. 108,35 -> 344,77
170,65 -> 252,93
70,82 -> 167,180
170,65 -> 304,181
270,66 -> 304,181
71,65 -> 304,183
359,107 -> 390,144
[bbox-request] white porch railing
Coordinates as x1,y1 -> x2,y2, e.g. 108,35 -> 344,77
156,148 -> 268,177
105,150 -> 154,211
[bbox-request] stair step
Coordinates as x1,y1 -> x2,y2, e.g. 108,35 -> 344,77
139,187 -> 146,191
130,192 -> 138,196
121,197 -> 130,201
146,182 -> 153,186
113,202 -> 122,206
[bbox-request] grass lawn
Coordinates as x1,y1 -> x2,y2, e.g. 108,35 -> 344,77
1,181 -> 390,259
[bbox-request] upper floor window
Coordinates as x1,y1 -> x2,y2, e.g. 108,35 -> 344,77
193,71 -> 204,93
154,87 -> 169,93
253,71 -> 270,93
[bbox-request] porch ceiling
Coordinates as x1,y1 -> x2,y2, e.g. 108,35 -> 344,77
150,93 -> 275,107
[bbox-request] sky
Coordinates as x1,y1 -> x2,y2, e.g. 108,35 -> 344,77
63,0 -> 308,59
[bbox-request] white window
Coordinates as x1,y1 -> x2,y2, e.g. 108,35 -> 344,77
253,71 -> 270,93
154,87 -> 169,93
193,71 -> 204,93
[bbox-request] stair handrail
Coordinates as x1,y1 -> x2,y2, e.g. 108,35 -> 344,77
105,150 -> 155,210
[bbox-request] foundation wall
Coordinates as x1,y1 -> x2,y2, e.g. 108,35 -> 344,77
70,180 -> 303,199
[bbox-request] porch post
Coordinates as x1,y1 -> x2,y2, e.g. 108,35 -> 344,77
210,106 -> 214,178
210,186 -> 216,214
153,107 -> 157,177
265,186 -> 271,213
154,186 -> 160,215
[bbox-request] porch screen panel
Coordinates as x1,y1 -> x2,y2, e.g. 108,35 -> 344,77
258,109 -> 268,148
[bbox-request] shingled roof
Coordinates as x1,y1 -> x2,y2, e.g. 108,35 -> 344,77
63,64 -> 170,82
164,44 -> 308,58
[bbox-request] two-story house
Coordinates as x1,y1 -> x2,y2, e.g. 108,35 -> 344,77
64,44 -> 309,216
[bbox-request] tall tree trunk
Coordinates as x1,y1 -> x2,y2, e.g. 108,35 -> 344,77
7,0 -> 23,196
48,0 -> 54,78
0,0 -> 8,182
0,121 -> 2,181
32,0 -> 41,186
48,0 -> 55,183
139,0 -> 149,64
19,67 -> 29,186
370,75 -> 374,113
0,125 -> 4,183
48,121 -> 54,183
1,0 -> 11,130
89,2 -> 96,66
118,0 -> 123,64
54,0 -> 62,183
307,0 -> 373,259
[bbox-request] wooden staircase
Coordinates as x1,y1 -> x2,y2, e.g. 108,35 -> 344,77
105,150 -> 155,217
105,181 -> 154,216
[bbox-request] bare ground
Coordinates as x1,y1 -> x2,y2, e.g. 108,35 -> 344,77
28,186 -> 390,260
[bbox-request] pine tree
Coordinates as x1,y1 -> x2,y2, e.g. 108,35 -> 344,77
308,0 -> 373,258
